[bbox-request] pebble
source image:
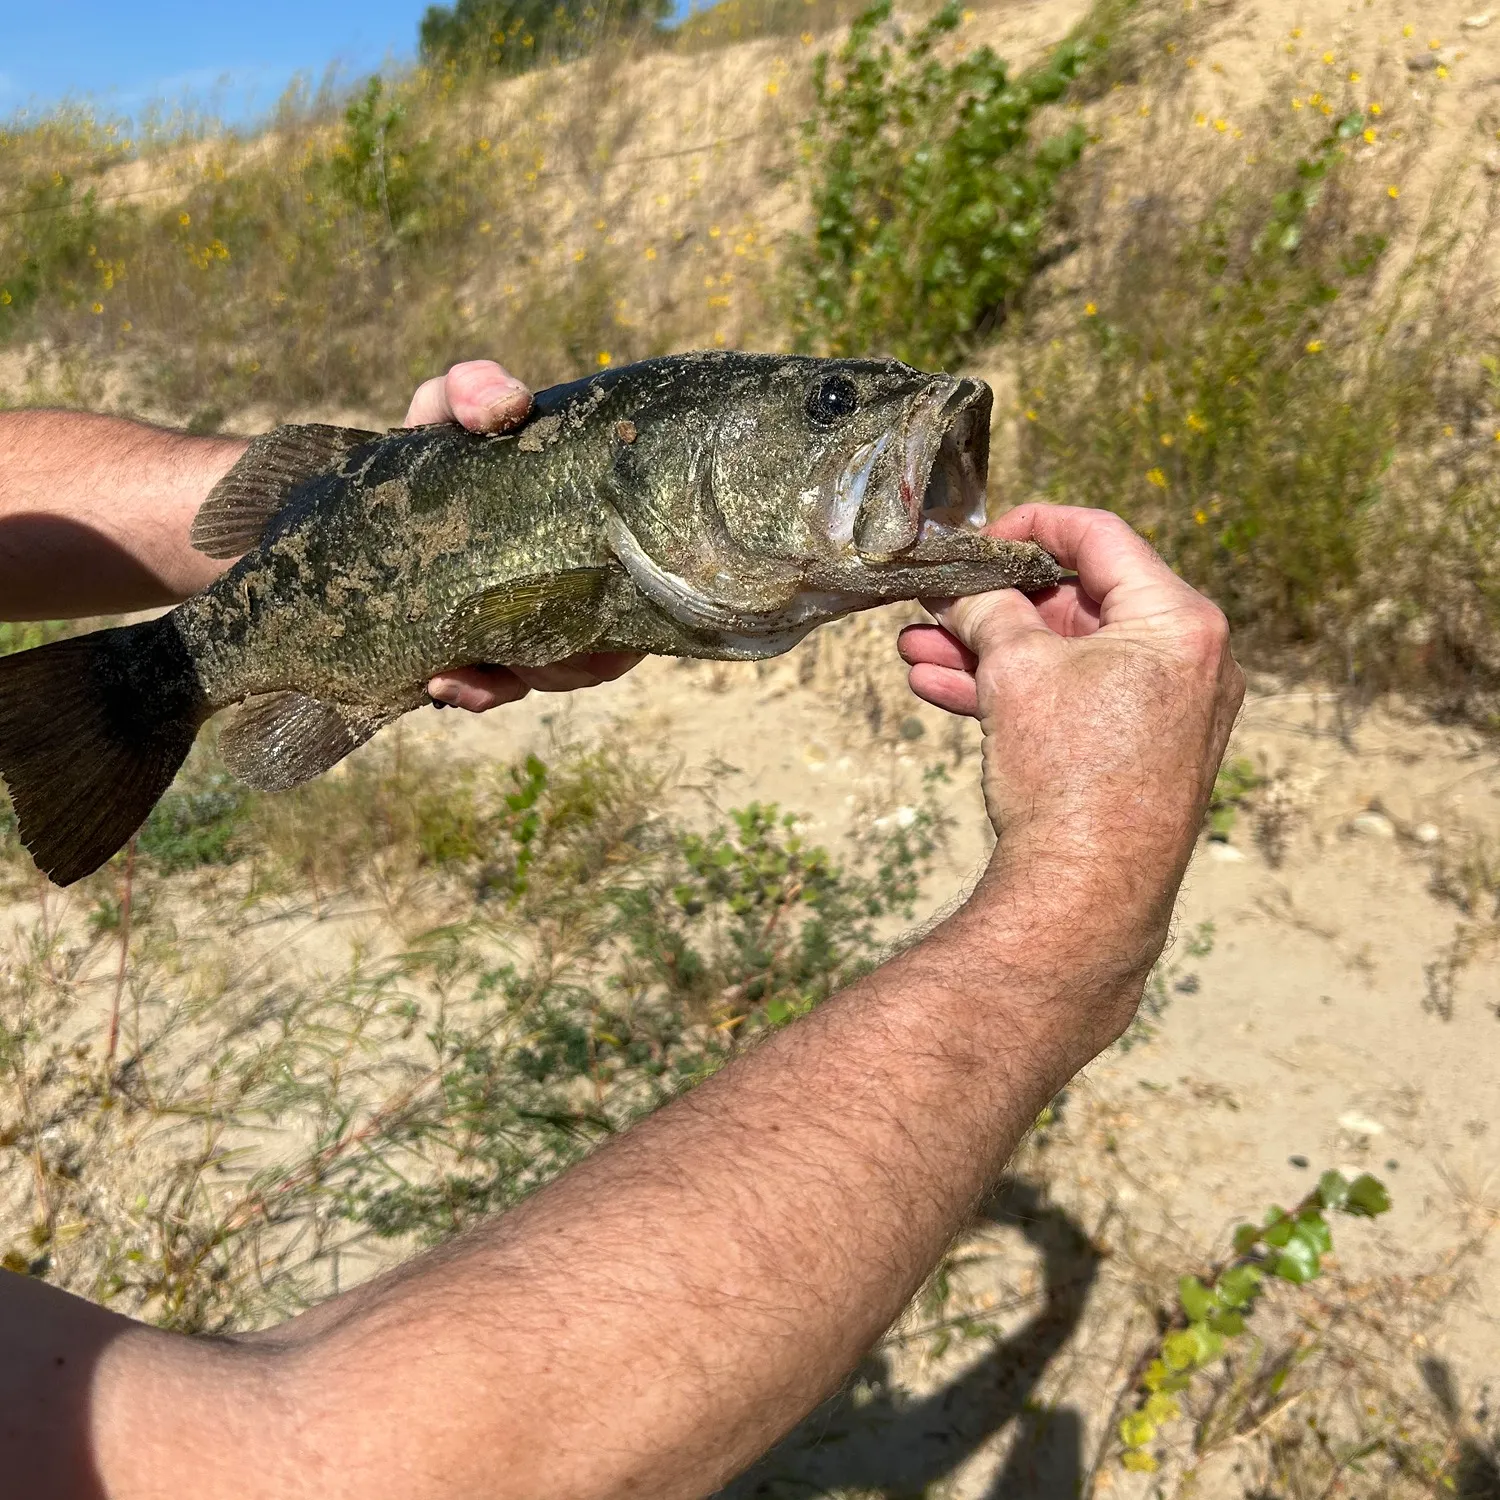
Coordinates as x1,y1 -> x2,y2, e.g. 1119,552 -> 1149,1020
1464,11 -> 1492,27
1350,810 -> 1396,839
1289,1154 -> 1310,1169
1338,1110 -> 1386,1136
1412,822 -> 1442,845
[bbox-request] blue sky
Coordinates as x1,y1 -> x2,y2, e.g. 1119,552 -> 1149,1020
1,2 -> 444,129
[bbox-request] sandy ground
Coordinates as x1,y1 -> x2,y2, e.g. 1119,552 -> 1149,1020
388,616 -> 1500,1496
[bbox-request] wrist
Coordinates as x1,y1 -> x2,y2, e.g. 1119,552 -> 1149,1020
917,851 -> 1172,1085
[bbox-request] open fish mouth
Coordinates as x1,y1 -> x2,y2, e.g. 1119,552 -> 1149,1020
913,379 -> 991,542
840,375 -> 993,562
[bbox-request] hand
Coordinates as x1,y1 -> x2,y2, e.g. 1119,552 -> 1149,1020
899,504 -> 1244,1057
406,360 -> 643,712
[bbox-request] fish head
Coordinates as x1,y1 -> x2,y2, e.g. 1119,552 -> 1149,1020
590,352 -> 1060,653
701,355 -> 1058,601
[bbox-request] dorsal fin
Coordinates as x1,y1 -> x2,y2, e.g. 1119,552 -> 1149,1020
191,423 -> 379,560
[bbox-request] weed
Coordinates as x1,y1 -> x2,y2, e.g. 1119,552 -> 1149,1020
1014,88 -> 1500,714
0,739 -> 949,1322
789,0 -> 1097,365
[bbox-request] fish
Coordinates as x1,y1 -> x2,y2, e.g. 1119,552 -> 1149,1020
0,351 -> 1061,885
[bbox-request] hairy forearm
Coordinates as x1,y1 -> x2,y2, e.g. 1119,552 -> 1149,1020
82,878 -> 1146,1500
0,410 -> 243,618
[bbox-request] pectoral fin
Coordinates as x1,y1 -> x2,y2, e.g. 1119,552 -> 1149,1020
220,691 -> 397,791
191,424 -> 380,559
446,569 -> 608,668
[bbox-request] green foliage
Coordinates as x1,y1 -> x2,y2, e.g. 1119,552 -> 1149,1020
1018,99 -> 1500,708
136,765 -> 253,873
323,79 -> 431,239
1116,1169 -> 1391,1472
1207,755 -> 1262,841
789,0 -> 1110,365
419,0 -> 667,74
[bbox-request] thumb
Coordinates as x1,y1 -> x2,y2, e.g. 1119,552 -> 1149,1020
932,587 -> 1051,658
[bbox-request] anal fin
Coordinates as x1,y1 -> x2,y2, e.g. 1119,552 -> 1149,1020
192,423 -> 380,560
219,692 -> 395,792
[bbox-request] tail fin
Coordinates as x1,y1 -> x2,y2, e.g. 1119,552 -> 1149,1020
0,619 -> 207,885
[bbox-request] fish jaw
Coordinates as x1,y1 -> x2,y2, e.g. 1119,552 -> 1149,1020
847,376 -> 993,563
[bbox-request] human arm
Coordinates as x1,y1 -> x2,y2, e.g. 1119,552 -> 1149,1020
0,506 -> 1243,1500
0,361 -> 636,707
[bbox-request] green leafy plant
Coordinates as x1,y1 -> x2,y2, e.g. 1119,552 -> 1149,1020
1207,755 -> 1263,842
789,0 -> 1107,365
419,0 -> 668,74
1115,1169 -> 1392,1474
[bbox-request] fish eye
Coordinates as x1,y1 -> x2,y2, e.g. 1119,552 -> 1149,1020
806,374 -> 860,425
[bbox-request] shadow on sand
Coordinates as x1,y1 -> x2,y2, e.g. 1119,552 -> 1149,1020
719,1175 -> 1103,1500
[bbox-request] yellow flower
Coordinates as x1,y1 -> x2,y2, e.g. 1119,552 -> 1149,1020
709,224 -> 722,238
1213,118 -> 1228,132
1146,467 -> 1167,488
1139,102 -> 1151,116
1085,301 -> 1098,316
1363,127 -> 1377,143
644,246 -> 657,261
1388,184 -> 1401,198
1024,407 -> 1039,421
1403,23 -> 1414,36
479,221 -> 492,234
1186,412 -> 1208,431
1160,432 -> 1175,446
1194,508 -> 1208,525
1322,49 -> 1335,63
91,302 -> 103,314
1436,64 -> 1449,78
595,218 -> 606,231
597,351 -> 612,367
1321,103 -> 1333,115
1429,36 -> 1442,49
765,79 -> 779,96
962,6 -> 975,18
1348,70 -> 1361,82
1292,97 -> 1304,109
1305,338 -> 1324,353
1370,101 -> 1382,115
1194,111 -> 1207,126
0,290 -> 10,305
1309,91 -> 1323,105
573,248 -> 586,262
1290,25 -> 1303,37
120,320 -> 132,332
800,30 -> 812,44
1443,424 -> 1454,436
178,211 -> 191,227
479,137 -> 491,151
1493,429 -> 1500,442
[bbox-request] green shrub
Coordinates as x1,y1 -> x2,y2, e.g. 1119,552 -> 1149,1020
788,0 -> 1112,365
1015,99 -> 1500,710
419,0 -> 668,74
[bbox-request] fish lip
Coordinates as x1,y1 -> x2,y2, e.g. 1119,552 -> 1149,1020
852,376 -> 992,562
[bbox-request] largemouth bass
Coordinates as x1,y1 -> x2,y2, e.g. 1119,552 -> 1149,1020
0,351 -> 1060,885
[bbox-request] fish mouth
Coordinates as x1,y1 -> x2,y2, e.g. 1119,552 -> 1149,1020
846,377 -> 993,562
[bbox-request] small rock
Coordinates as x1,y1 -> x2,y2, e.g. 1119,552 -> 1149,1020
1350,810 -> 1396,839
1464,11 -> 1492,28
1385,1158 -> 1400,1171
1338,1110 -> 1386,1136
1412,822 -> 1442,845
1289,1154 -> 1310,1169
1408,47 -> 1456,70
898,715 -> 926,741
1208,841 -> 1247,862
